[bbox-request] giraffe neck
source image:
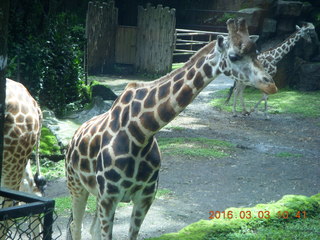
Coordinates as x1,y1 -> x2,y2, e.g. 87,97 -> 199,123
115,41 -> 221,145
260,29 -> 304,65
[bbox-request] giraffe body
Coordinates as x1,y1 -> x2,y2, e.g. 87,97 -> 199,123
226,22 -> 315,118
1,78 -> 44,239
65,18 -> 277,240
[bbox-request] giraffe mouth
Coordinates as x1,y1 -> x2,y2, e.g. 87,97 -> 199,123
261,83 -> 278,95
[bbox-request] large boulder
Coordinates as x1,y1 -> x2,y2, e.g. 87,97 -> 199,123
238,8 -> 266,34
91,83 -> 118,100
276,0 -> 303,17
296,62 -> 320,91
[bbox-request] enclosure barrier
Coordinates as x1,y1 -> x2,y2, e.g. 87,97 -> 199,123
0,188 -> 59,240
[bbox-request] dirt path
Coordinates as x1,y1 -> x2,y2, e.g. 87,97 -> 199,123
47,75 -> 320,239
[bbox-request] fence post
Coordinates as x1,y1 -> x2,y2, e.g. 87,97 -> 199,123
136,4 -> 176,76
86,1 -> 118,75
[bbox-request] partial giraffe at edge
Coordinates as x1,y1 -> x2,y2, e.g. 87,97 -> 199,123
226,22 -> 315,118
1,78 -> 46,240
65,18 -> 277,240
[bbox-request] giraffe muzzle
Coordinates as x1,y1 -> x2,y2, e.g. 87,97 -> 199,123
261,83 -> 278,95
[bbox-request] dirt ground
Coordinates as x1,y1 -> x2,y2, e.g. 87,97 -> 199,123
46,75 -> 320,239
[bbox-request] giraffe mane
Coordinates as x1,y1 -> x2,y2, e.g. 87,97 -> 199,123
125,40 -> 217,89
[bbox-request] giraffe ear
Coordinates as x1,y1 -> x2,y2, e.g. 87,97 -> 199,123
296,25 -> 301,30
249,35 -> 259,43
217,35 -> 225,49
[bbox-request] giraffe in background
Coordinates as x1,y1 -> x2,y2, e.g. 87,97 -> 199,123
1,78 -> 45,240
225,22 -> 315,118
65,18 -> 277,240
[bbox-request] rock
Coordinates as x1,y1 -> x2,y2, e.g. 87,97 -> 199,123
276,0 -> 303,17
91,84 -> 118,100
261,18 -> 277,38
277,18 -> 296,34
296,62 -> 320,91
238,8 -> 266,34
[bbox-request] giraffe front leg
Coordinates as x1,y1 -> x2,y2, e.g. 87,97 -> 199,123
129,189 -> 156,240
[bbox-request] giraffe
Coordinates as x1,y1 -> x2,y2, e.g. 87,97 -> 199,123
225,22 -> 315,118
65,18 -> 277,240
1,78 -> 45,239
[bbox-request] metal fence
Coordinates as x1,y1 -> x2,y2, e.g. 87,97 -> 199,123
0,188 -> 60,240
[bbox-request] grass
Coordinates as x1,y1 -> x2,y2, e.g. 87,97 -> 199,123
54,188 -> 172,216
148,193 -> 320,240
211,88 -> 320,117
157,137 -> 235,158
40,127 -> 61,155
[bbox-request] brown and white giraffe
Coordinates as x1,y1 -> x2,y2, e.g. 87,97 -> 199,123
226,22 -> 315,118
65,18 -> 277,240
1,78 -> 45,239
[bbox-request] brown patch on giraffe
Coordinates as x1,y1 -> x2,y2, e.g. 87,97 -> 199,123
176,85 -> 194,107
102,130 -> 112,146
121,180 -> 133,188
141,138 -> 153,157
104,169 -> 121,182
142,196 -> 153,210
78,135 -> 90,156
71,150 -> 80,169
7,102 -> 19,115
173,71 -> 185,82
136,161 -> 153,182
97,175 -> 105,195
203,63 -> 213,78
107,183 -> 119,194
140,112 -> 160,132
142,183 -> 156,195
90,125 -> 97,136
135,211 -> 142,217
193,72 -> 204,90
131,185 -> 142,194
187,68 -> 195,80
128,121 -> 145,144
87,175 -> 97,189
158,99 -> 176,123
131,141 -> 140,157
144,88 -> 157,108
135,218 -> 142,227
173,79 -> 184,94
196,56 -> 205,68
110,106 -> 121,132
113,131 -> 129,156
16,114 -> 24,123
135,88 -> 148,100
158,81 -> 171,100
149,170 -> 159,182
89,134 -> 101,159
80,157 -> 91,173
145,142 -> 161,167
121,105 -> 130,127
131,101 -> 141,118
121,90 -> 133,104
99,117 -> 109,132
115,156 -> 135,178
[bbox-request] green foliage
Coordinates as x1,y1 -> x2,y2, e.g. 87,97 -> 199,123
217,13 -> 237,24
40,127 -> 61,155
211,88 -> 320,117
157,137 -> 235,158
148,194 -> 320,240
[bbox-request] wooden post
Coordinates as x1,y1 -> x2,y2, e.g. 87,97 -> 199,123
0,0 -> 9,185
86,1 -> 118,75
136,4 -> 176,76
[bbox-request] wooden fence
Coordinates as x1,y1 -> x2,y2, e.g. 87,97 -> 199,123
174,28 -> 227,60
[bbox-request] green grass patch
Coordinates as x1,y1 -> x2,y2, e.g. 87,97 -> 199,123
211,88 -> 320,117
40,127 -> 61,155
40,160 -> 65,180
55,188 -> 172,216
158,137 -> 235,158
275,152 -> 303,158
147,193 -> 320,240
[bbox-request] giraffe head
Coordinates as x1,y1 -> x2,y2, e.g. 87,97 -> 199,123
296,22 -> 315,43
214,18 -> 277,95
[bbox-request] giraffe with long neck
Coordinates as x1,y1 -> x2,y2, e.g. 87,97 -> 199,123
1,78 -> 45,239
65,18 -> 277,240
226,22 -> 315,118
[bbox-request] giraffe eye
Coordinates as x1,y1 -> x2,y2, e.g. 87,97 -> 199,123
229,53 -> 242,62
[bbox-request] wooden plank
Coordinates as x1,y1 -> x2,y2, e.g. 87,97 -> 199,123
115,26 -> 137,64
